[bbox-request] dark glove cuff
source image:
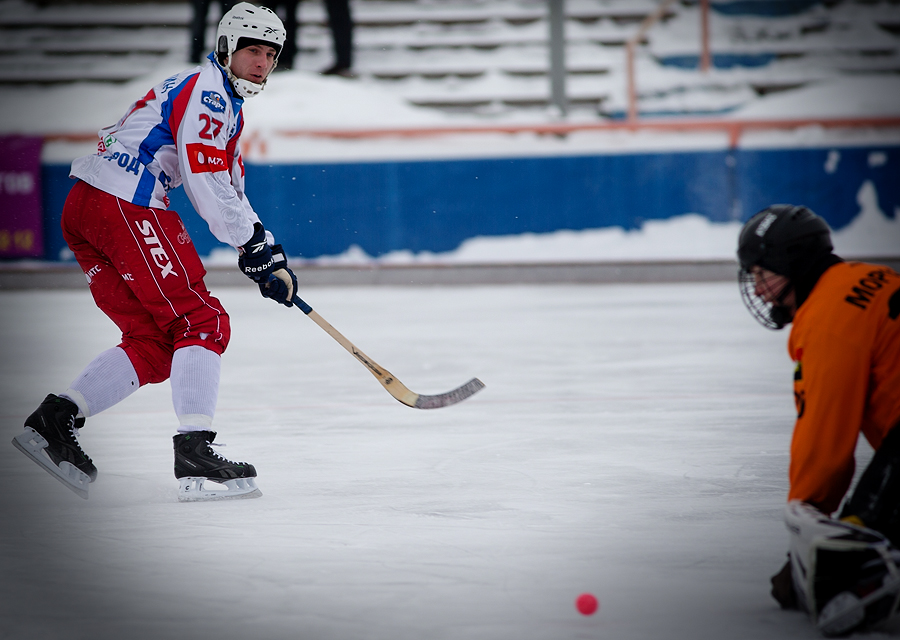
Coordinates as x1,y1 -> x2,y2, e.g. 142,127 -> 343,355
240,222 -> 267,255
238,223 -> 274,283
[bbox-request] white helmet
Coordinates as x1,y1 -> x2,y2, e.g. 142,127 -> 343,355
216,2 -> 286,98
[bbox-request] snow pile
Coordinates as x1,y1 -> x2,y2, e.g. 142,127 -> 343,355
832,182 -> 900,258
301,193 -> 899,266
728,75 -> 900,120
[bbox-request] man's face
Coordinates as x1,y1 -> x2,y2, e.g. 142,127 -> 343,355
230,44 -> 277,85
751,265 -> 796,310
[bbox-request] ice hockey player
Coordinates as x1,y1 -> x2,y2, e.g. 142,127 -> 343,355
737,204 -> 900,635
11,3 -> 298,502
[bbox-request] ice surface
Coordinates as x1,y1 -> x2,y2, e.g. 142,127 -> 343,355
2,5 -> 899,637
1,283 -> 893,639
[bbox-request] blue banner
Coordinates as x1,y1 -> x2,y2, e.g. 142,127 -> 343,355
39,143 -> 899,261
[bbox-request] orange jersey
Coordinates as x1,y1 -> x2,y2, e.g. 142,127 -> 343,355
786,262 -> 900,513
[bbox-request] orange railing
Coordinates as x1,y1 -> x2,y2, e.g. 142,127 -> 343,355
626,0 -> 713,122
626,0 -> 681,123
45,116 -> 900,160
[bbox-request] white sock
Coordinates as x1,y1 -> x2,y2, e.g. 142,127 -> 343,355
61,347 -> 139,417
171,345 -> 220,433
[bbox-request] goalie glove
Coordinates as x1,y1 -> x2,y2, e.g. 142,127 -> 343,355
238,224 -> 297,307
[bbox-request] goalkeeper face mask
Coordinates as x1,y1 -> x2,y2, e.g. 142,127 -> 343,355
739,265 -> 796,330
737,205 -> 833,330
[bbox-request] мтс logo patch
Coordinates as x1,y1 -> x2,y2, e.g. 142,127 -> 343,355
201,91 -> 226,113
186,143 -> 227,173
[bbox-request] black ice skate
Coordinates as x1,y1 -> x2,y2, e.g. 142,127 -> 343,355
11,394 -> 96,499
173,430 -> 261,502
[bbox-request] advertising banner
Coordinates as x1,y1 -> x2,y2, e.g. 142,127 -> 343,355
0,136 -> 43,258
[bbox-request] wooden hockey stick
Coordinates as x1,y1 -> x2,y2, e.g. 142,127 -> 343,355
292,295 -> 485,409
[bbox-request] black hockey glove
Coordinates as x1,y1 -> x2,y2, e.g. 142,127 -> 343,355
260,244 -> 298,308
238,223 -> 274,283
238,224 -> 297,307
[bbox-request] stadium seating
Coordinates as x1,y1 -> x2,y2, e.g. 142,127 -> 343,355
0,0 -> 898,118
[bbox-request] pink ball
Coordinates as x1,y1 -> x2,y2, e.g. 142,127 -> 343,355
575,593 -> 599,616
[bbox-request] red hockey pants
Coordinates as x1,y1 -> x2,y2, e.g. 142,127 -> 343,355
61,180 -> 230,386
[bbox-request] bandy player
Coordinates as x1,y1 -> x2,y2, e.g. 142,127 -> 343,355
12,3 -> 297,502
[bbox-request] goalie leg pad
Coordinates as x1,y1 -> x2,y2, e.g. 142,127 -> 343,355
12,428 -> 90,499
785,500 -> 900,636
177,476 -> 262,502
816,546 -> 900,637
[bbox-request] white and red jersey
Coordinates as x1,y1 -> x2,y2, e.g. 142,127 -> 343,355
70,53 -> 260,249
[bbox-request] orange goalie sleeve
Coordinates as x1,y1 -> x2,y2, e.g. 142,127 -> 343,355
786,262 -> 900,514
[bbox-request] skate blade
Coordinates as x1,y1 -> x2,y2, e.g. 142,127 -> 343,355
818,574 -> 900,636
177,476 -> 262,502
11,427 -> 90,500
818,592 -> 866,637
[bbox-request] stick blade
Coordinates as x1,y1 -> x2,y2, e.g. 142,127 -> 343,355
412,378 -> 485,410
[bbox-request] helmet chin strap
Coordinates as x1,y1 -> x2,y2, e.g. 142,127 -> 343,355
219,54 -> 275,99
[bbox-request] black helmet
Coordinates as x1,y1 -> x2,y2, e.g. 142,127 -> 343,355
737,205 -> 835,330
737,205 -> 833,277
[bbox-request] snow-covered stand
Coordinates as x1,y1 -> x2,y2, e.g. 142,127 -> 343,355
5,0 -> 900,262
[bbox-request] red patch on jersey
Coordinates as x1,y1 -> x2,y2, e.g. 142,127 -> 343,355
186,143 -> 228,173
